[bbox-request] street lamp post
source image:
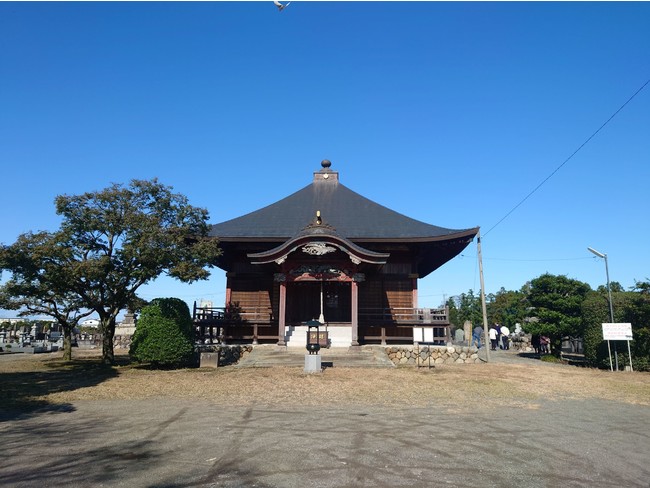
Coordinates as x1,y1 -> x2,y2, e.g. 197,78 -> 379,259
588,247 -> 617,371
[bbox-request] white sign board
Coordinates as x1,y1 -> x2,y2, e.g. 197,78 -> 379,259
413,327 -> 435,343
413,327 -> 423,343
602,323 -> 633,341
423,327 -> 434,343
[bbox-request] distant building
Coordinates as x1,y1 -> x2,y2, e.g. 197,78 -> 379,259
81,319 -> 100,328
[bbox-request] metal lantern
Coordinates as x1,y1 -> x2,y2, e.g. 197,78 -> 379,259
305,319 -> 321,354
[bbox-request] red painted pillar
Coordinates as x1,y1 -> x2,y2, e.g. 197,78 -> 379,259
277,281 -> 287,346
351,280 -> 359,346
412,276 -> 418,309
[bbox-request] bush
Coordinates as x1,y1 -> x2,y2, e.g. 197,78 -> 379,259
540,354 -> 563,364
129,298 -> 195,367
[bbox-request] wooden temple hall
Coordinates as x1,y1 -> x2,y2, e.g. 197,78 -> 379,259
193,160 -> 478,347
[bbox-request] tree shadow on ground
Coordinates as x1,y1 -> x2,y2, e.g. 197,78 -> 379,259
517,352 -> 542,360
0,357 -> 119,422
0,412 -> 170,488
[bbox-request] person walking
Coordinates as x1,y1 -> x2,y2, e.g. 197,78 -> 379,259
500,325 -> 510,350
472,325 -> 483,348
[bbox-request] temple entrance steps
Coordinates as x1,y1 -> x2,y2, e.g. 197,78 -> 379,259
235,345 -> 395,368
284,325 -> 353,348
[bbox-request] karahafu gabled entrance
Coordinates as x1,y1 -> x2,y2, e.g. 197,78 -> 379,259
251,216 -> 389,346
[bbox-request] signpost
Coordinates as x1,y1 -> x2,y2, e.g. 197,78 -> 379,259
602,323 -> 634,372
413,327 -> 435,368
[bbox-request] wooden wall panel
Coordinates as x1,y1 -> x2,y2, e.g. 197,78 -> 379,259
229,276 -> 274,321
359,277 -> 414,310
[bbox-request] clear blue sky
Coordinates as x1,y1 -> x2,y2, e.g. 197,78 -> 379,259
1,2 -> 649,313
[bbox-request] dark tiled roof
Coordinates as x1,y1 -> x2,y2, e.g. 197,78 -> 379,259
210,173 -> 475,242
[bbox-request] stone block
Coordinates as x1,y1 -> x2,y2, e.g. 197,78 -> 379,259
304,354 -> 322,373
200,352 -> 219,368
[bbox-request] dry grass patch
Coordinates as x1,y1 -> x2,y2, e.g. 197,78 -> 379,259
2,350 -> 649,413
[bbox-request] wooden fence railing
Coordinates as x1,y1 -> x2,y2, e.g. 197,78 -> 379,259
192,303 -> 449,345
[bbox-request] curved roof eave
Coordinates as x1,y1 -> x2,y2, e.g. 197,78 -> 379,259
248,233 -> 390,266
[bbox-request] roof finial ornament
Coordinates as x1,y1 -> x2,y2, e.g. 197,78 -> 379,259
316,210 -> 322,225
321,159 -> 331,169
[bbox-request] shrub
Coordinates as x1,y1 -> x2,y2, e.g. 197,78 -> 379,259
540,354 -> 563,364
129,298 -> 195,367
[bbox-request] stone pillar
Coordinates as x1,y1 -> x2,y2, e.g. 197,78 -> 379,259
304,353 -> 322,373
464,320 -> 472,346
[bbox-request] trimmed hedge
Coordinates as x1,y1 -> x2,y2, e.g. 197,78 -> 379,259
129,298 -> 195,367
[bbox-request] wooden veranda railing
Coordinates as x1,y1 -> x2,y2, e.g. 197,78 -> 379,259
192,303 -> 450,345
192,303 -> 275,344
358,307 -> 450,345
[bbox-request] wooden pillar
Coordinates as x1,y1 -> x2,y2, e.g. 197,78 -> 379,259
412,276 -> 418,309
225,288 -> 232,305
277,281 -> 287,346
351,280 -> 359,346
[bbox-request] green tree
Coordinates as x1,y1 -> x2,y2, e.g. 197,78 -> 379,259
583,280 -> 650,370
621,280 -> 650,370
0,231 -> 91,360
487,287 -> 527,329
581,290 -> 612,368
455,290 -> 483,327
2,179 -> 221,365
447,296 -> 460,329
129,298 -> 195,367
57,179 -> 221,364
523,273 -> 591,355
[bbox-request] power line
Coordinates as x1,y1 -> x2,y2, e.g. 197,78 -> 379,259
483,77 -> 650,238
460,253 -> 594,262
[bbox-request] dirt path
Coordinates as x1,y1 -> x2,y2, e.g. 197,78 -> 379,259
1,351 -> 649,487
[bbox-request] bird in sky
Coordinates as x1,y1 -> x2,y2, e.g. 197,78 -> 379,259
274,1 -> 290,12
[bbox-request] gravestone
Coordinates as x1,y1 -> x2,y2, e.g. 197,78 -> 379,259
455,328 -> 465,343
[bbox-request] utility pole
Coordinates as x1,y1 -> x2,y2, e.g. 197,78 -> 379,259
477,230 -> 490,363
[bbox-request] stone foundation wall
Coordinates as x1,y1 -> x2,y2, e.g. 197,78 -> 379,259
198,345 -> 253,366
510,333 -> 534,352
386,345 -> 480,365
114,335 -> 132,350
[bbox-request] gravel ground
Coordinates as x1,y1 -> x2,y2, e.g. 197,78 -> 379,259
1,350 -> 649,487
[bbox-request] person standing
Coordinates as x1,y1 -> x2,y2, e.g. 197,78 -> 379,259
500,325 -> 510,350
540,335 -> 550,354
531,334 -> 541,354
489,326 -> 498,351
